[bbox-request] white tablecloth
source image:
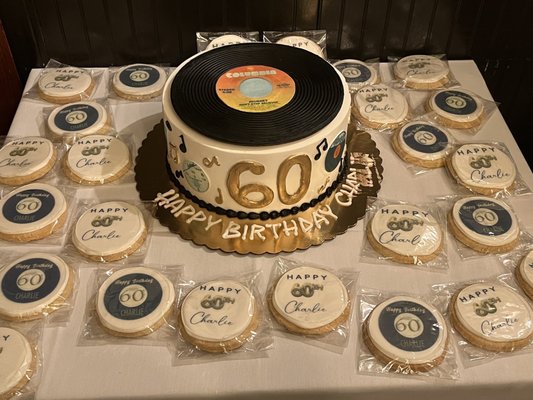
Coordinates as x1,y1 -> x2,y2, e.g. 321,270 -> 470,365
6,61 -> 533,400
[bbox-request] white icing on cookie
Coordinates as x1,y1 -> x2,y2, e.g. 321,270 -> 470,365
451,196 -> 519,247
47,101 -> 107,139
96,267 -> 175,335
112,64 -> 166,97
367,296 -> 448,364
0,327 -> 32,397
276,36 -> 324,58
370,204 -> 442,256
0,253 -> 70,318
354,84 -> 408,125
272,266 -> 348,330
206,34 -> 249,50
333,59 -> 378,90
66,135 -> 130,183
0,183 -> 66,236
397,122 -> 452,161
394,55 -> 449,85
181,280 -> 254,342
0,137 -> 54,179
38,67 -> 92,98
519,251 -> 533,291
451,144 -> 516,190
429,88 -> 483,122
454,283 -> 533,343
72,201 -> 146,258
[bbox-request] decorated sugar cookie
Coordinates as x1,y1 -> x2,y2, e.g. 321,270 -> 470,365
427,88 -> 484,128
333,59 -> 379,91
0,253 -> 73,321
96,267 -> 175,337
0,137 -> 56,186
47,101 -> 110,142
448,196 -> 519,254
112,64 -> 167,100
72,201 -> 147,262
0,183 -> 67,243
63,135 -> 131,185
367,204 -> 443,264
363,296 -> 449,372
352,84 -> 409,129
180,279 -> 257,352
37,67 -> 94,104
276,36 -> 324,58
206,34 -> 249,51
392,122 -> 453,168
515,250 -> 533,301
450,283 -> 533,352
269,266 -> 350,335
394,55 -> 450,89
447,144 -> 517,195
0,327 -> 34,399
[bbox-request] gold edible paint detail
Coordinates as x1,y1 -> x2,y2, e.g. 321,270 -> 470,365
227,161 -> 274,209
277,154 -> 311,205
203,156 -> 220,168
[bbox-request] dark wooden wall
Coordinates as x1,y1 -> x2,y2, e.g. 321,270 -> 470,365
0,0 -> 531,163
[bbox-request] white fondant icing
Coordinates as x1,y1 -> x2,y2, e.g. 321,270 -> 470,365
0,183 -> 66,236
354,84 -> 408,124
370,204 -> 442,256
276,36 -> 324,58
66,135 -> 130,183
112,64 -> 166,97
333,59 -> 378,90
206,35 -> 249,51
454,283 -> 533,343
451,144 -> 516,190
0,137 -> 54,179
397,122 -> 452,161
38,67 -> 92,97
72,201 -> 146,257
0,253 -> 70,318
47,101 -> 107,138
96,266 -> 175,334
429,88 -> 483,122
0,327 -> 32,396
181,280 -> 254,342
519,251 -> 533,290
367,296 -> 448,364
451,196 -> 519,247
394,55 -> 449,84
272,266 -> 348,329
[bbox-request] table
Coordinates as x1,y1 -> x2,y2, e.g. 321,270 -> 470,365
5,61 -> 533,400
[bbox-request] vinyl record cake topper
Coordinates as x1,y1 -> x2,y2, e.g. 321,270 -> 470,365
170,43 -> 344,146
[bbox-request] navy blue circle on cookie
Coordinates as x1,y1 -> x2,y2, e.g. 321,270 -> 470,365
434,90 -> 478,115
103,273 -> 163,321
54,104 -> 100,132
1,258 -> 61,304
2,189 -> 56,224
325,131 -> 346,172
458,199 -> 513,236
377,300 -> 440,352
118,65 -> 160,88
335,62 -> 372,83
401,123 -> 448,153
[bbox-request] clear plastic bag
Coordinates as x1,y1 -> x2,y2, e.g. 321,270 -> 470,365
108,64 -> 171,102
332,59 -> 381,92
196,31 -> 260,52
263,30 -> 327,59
388,54 -> 459,90
499,241 -> 533,302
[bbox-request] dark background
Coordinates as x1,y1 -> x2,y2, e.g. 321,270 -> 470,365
0,0 -> 531,166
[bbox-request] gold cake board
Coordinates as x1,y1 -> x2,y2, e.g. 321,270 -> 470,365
135,122 -> 383,254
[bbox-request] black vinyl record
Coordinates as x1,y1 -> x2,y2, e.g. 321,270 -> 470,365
170,43 -> 344,146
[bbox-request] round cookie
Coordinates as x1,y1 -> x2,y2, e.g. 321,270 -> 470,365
0,137 -> 57,186
37,67 -> 94,104
515,250 -> 533,301
276,36 -> 324,58
96,266 -> 175,337
0,253 -> 73,321
72,201 -> 147,262
427,88 -> 484,128
352,84 -> 409,129
392,122 -> 453,168
448,196 -> 519,254
394,55 -> 450,89
180,279 -> 258,352
47,101 -> 110,143
366,204 -> 443,264
0,327 -> 34,399
450,283 -> 533,352
446,143 -> 516,195
363,296 -> 449,372
112,64 -> 167,100
268,266 -> 350,335
333,59 -> 379,91
205,34 -> 249,51
63,135 -> 131,185
0,183 -> 67,243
